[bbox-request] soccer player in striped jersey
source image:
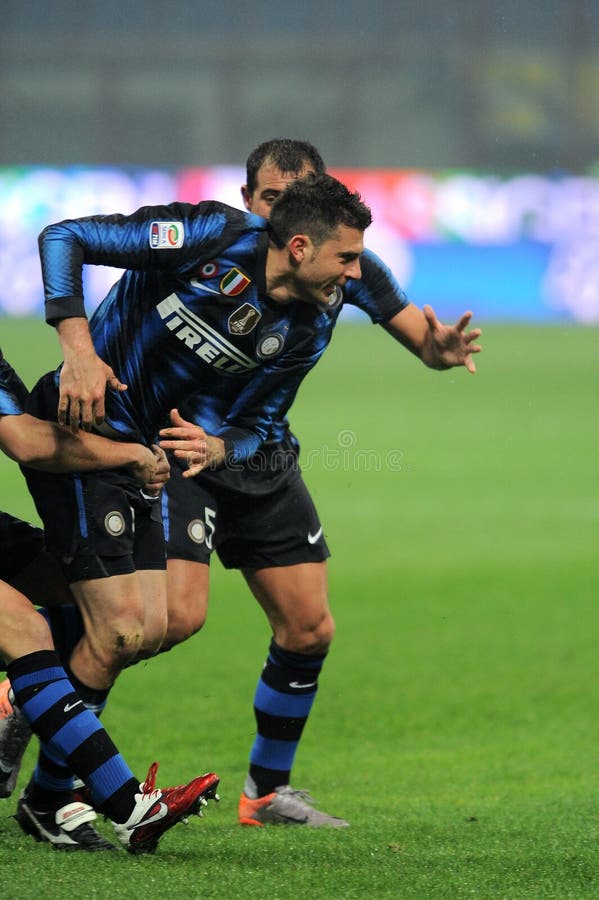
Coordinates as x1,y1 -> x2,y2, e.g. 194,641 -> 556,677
7,175 -> 370,830
0,349 -> 219,852
158,140 -> 482,827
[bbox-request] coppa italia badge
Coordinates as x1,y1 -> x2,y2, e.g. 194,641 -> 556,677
149,221 -> 185,249
220,267 -> 251,296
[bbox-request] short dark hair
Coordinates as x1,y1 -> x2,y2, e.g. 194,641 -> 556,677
245,138 -> 326,195
268,174 -> 372,248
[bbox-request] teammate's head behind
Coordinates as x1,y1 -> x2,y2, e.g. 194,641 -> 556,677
246,139 -> 325,193
242,138 -> 326,217
268,174 -> 372,250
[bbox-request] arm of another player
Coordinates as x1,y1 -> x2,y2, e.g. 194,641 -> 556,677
0,412 -> 169,487
55,317 -> 127,432
382,303 -> 482,373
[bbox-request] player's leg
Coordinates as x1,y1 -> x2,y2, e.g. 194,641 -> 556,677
238,561 -> 346,827
0,582 -> 119,849
1,575 -> 170,806
0,581 -> 53,661
0,514 -> 64,796
216,473 -> 348,827
2,588 -> 219,853
160,460 -> 216,649
18,573 -> 150,834
163,559 -> 210,648
11,648 -> 219,854
66,569 -> 168,675
244,561 -> 333,654
17,466 -> 169,835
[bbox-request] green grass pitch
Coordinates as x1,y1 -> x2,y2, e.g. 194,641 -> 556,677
0,317 -> 597,898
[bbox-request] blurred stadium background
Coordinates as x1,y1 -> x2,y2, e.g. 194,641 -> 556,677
1,0 -> 599,323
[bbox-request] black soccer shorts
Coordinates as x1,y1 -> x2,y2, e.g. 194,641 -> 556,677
0,511 -> 45,582
162,457 -> 330,571
22,466 -> 166,583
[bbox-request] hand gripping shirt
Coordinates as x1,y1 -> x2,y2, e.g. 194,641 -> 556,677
40,202 -> 336,460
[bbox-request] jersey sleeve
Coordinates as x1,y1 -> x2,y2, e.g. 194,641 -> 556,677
38,201 -> 251,324
0,351 -> 29,416
343,249 -> 409,324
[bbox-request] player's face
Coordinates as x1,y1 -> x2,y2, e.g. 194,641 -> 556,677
242,161 -> 315,218
294,225 -> 364,306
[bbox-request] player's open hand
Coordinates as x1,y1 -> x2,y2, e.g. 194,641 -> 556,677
421,304 -> 482,373
159,409 -> 225,476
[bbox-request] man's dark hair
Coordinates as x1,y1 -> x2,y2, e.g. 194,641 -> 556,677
245,138 -> 326,194
268,174 -> 372,248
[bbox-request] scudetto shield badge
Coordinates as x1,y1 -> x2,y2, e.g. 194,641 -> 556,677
228,303 -> 262,335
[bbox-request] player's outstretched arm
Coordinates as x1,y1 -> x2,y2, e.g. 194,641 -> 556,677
382,303 -> 482,373
55,317 -> 127,432
0,412 -> 168,487
159,408 -> 226,476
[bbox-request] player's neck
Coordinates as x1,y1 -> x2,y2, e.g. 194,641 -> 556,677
264,247 -> 299,305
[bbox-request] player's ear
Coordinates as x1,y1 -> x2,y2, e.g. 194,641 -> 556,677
240,185 -> 252,211
288,234 -> 310,263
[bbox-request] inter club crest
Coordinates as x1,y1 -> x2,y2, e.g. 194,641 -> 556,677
228,303 -> 262,335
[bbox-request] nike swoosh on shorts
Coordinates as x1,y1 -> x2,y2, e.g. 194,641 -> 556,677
307,527 -> 323,544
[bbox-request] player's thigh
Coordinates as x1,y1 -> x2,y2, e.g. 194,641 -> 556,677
242,561 -> 334,652
137,568 -> 168,649
163,460 -> 217,640
166,559 -> 210,641
69,572 -> 147,654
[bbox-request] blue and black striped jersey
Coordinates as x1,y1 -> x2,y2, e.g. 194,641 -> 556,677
39,200 -> 408,458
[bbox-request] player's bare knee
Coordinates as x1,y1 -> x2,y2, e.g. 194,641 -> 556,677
279,610 -> 335,655
85,628 -> 143,678
140,609 -> 168,656
163,609 -> 206,647
307,612 -> 335,653
26,612 -> 54,648
164,586 -> 208,646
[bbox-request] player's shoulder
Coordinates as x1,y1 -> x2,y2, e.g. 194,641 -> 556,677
189,200 -> 261,227
341,248 -> 408,322
183,201 -> 267,246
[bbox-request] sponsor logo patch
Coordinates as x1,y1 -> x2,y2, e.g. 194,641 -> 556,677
228,303 -> 262,335
156,293 -> 259,372
220,267 -> 251,296
149,221 -> 185,249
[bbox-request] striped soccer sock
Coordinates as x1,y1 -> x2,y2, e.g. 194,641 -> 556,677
27,665 -> 111,809
7,650 -> 138,822
28,606 -> 88,802
248,639 -> 326,796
